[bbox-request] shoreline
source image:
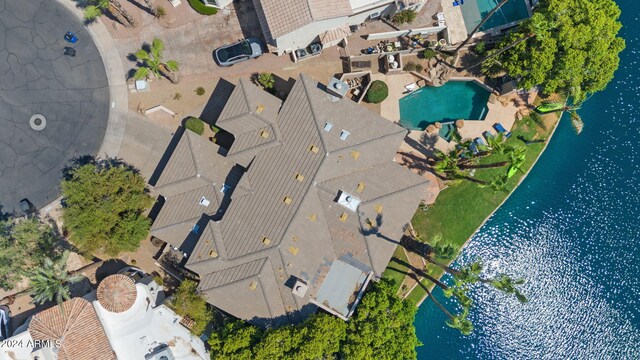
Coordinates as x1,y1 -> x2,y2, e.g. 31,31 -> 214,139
413,110 -> 564,307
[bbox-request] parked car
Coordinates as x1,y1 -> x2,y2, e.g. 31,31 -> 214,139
0,305 -> 10,341
117,266 -> 145,282
214,38 -> 264,67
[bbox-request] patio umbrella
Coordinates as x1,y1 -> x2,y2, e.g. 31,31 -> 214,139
455,119 -> 465,128
434,122 -> 442,129
425,124 -> 437,134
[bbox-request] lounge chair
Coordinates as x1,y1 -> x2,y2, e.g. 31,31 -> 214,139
482,131 -> 495,142
405,83 -> 418,92
468,142 -> 479,155
474,137 -> 487,147
493,123 -> 512,138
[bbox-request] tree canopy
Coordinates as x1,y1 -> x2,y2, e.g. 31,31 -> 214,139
61,160 -> 153,256
0,218 -> 56,290
492,0 -> 625,102
208,278 -> 420,360
168,280 -> 213,336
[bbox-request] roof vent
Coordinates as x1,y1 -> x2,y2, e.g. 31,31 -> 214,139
337,191 -> 361,212
291,278 -> 308,297
323,122 -> 333,132
339,130 -> 350,141
327,77 -> 348,102
199,197 -> 210,206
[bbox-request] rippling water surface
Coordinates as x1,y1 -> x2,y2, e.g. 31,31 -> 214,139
416,1 -> 640,358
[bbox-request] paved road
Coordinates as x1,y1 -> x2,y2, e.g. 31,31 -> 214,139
0,0 -> 109,213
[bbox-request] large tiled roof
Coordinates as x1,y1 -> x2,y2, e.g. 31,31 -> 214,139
151,75 -> 428,326
29,298 -> 116,360
252,0 -> 353,41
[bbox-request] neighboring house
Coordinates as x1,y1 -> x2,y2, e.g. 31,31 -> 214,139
149,74 -> 429,327
0,274 -> 208,360
252,0 -> 427,54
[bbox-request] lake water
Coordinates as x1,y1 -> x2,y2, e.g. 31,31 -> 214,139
415,1 -> 640,358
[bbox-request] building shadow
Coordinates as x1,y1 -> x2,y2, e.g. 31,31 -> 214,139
200,79 -> 236,124
232,0 -> 264,42
148,126 -> 185,186
95,259 -> 129,283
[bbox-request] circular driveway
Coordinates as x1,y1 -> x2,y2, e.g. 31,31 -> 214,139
0,0 -> 109,212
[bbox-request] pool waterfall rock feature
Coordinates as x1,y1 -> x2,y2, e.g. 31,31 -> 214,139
425,58 -> 451,87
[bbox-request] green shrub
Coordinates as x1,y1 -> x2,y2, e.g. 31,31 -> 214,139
403,62 -> 417,72
474,41 -> 486,55
168,280 -> 213,335
155,6 -> 167,18
415,63 -> 424,72
173,92 -> 182,100
392,9 -> 417,25
195,87 -> 206,96
366,80 -> 389,104
185,117 -> 205,135
187,0 -> 218,15
422,49 -> 437,60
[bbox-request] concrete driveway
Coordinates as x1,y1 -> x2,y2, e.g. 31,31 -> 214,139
0,0 -> 109,212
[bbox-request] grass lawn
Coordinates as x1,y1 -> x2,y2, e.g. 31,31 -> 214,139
382,246 -> 410,292
399,111 -> 560,304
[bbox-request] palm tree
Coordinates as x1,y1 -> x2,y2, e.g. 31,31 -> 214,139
479,174 -> 509,193
134,38 -> 180,84
257,72 -> 275,90
26,251 -> 83,305
84,0 -> 136,27
505,146 -> 526,178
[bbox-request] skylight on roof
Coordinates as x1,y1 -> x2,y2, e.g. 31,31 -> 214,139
339,130 -> 350,141
324,122 -> 333,132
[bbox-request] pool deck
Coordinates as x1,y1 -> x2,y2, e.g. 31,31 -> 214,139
381,73 -> 519,155
441,0 -> 468,44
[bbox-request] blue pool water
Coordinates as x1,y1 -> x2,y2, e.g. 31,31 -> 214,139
460,0 -> 530,33
399,81 -> 490,130
416,0 -> 640,358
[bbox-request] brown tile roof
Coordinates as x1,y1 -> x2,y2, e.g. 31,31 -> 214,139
152,75 -> 428,326
96,274 -> 137,313
29,298 -> 116,360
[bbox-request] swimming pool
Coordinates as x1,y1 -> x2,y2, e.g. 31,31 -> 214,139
398,80 -> 491,130
460,0 -> 530,33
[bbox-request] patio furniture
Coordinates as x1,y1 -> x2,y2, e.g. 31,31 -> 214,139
482,131 -> 496,141
437,12 -> 445,21
438,20 -> 446,27
405,83 -> 418,92
474,137 -> 487,147
493,123 -> 512,138
468,142 -> 479,155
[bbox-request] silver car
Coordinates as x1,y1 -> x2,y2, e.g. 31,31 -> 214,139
214,38 -> 264,67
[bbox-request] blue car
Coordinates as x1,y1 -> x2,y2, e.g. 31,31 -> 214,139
64,31 -> 77,43
214,38 -> 264,67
